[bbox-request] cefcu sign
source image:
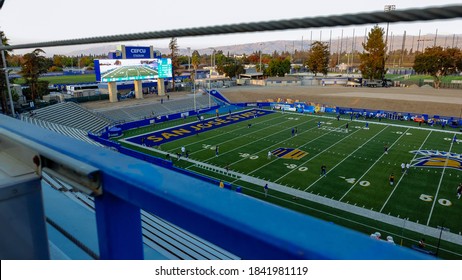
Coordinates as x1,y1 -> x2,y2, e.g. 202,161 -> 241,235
125,46 -> 151,59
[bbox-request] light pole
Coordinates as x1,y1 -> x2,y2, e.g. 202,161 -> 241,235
436,224 -> 450,257
193,68 -> 196,113
208,48 -> 216,109
187,47 -> 191,71
383,4 -> 396,80
1,41 -> 14,116
259,43 -> 263,73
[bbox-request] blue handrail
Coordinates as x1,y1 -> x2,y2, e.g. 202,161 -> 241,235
0,114 -> 435,259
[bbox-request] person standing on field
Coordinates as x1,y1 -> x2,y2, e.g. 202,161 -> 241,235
264,183 -> 269,197
320,164 -> 327,177
389,173 -> 395,186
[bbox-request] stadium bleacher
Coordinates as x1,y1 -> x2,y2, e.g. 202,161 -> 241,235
25,102 -> 112,133
21,115 -> 105,147
96,95 -> 217,122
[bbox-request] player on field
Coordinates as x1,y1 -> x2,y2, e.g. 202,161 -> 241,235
181,146 -> 186,156
317,121 -> 321,128
264,183 -> 269,198
406,162 -> 410,174
457,183 -> 462,199
401,163 -> 406,173
215,145 -> 219,157
418,238 -> 426,248
267,151 -> 272,159
389,173 -> 395,186
320,164 -> 327,177
384,144 -> 388,154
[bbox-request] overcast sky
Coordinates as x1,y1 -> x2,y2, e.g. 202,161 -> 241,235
1,0 -> 461,54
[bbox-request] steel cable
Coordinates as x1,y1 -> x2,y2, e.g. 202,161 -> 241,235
1,5 -> 461,51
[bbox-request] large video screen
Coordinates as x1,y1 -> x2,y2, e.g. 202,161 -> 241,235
94,58 -> 172,82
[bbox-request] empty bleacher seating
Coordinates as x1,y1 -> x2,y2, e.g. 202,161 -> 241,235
96,95 -> 218,122
26,102 -> 112,133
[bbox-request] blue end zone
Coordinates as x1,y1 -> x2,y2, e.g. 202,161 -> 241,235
125,109 -> 274,146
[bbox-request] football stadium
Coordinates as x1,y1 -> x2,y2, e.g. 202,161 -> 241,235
1,4 -> 462,262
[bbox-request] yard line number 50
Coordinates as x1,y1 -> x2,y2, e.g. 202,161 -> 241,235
419,194 -> 452,207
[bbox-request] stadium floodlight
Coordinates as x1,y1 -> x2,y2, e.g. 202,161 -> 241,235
384,4 -> 396,12
383,4 -> 396,81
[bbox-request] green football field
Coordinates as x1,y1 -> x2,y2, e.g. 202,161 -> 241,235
116,108 -> 462,259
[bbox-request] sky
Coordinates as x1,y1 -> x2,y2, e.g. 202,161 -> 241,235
0,0 -> 461,55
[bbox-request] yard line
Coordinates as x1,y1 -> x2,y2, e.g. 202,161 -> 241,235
379,130 -> 433,212
166,112 -> 288,153
426,133 -> 456,226
304,125 -> 390,191
247,122 -> 349,176
339,127 -> 411,201
201,117 -> 319,163
274,127 -> 363,183
190,115 -> 313,156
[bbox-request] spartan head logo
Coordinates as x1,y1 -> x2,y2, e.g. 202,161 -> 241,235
410,150 -> 462,171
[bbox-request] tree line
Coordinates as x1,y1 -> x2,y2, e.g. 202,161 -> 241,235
1,26 -> 462,115
167,27 -> 461,87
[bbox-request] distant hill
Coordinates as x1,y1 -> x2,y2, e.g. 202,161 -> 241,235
63,34 -> 461,57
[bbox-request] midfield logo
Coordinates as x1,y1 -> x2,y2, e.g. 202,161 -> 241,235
271,148 -> 308,160
410,150 -> 462,171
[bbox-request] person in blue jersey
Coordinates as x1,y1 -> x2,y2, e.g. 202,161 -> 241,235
320,164 -> 327,177
264,183 -> 269,198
